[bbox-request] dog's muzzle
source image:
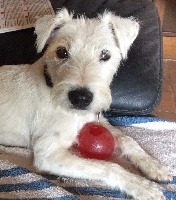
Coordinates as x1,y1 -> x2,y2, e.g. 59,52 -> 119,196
68,88 -> 93,110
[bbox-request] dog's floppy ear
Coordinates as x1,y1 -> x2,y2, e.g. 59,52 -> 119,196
100,12 -> 140,59
35,8 -> 73,53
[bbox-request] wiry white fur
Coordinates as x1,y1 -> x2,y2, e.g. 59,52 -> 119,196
0,9 -> 172,200
99,11 -> 140,59
35,9 -> 73,53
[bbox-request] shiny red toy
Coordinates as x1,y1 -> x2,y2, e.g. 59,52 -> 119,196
77,122 -> 115,160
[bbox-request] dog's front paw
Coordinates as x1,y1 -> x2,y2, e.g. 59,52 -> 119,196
140,159 -> 172,182
129,179 -> 165,200
110,165 -> 165,200
137,183 -> 165,200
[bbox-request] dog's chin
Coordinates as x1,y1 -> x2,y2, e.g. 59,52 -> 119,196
57,98 -> 108,115
61,103 -> 96,114
68,104 -> 107,115
69,105 -> 95,114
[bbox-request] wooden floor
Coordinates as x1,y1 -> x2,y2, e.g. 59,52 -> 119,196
152,37 -> 176,121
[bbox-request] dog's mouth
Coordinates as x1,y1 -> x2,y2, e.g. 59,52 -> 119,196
44,64 -> 53,87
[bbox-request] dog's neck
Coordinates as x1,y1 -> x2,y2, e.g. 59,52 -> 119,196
44,64 -> 53,87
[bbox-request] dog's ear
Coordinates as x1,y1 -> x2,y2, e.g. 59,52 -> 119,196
100,12 -> 140,59
35,8 -> 73,53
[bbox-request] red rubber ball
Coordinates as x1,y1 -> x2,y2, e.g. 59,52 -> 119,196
77,122 -> 115,160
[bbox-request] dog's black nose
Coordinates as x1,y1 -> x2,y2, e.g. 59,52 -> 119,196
68,88 -> 93,109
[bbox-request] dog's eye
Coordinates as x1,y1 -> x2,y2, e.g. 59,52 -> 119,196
56,47 -> 69,59
100,50 -> 111,62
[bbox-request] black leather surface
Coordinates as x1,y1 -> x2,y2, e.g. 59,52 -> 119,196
0,0 -> 163,115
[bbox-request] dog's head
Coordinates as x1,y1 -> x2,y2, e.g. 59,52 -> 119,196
35,8 -> 139,113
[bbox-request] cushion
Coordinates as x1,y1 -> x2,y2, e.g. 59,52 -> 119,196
0,0 -> 162,115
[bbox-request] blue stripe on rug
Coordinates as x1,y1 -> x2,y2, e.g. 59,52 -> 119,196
0,166 -> 30,178
63,185 -> 175,200
63,186 -> 129,199
0,196 -> 79,200
0,179 -> 55,192
105,115 -> 169,126
163,190 -> 176,200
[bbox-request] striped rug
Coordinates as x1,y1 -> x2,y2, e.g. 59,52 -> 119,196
0,116 -> 176,200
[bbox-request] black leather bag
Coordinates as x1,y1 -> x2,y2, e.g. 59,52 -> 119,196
0,0 -> 162,116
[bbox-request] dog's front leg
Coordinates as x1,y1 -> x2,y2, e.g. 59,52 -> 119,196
33,134 -> 164,200
100,117 -> 172,182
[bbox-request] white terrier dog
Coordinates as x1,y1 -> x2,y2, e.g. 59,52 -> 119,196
0,8 -> 172,200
